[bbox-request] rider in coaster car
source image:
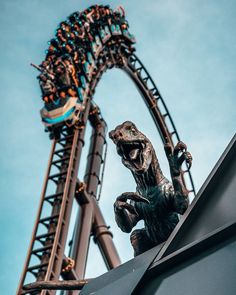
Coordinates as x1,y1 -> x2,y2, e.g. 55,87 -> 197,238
77,46 -> 87,64
99,6 -> 106,20
60,21 -> 71,33
121,19 -> 129,31
68,13 -> 79,25
54,56 -> 75,99
37,61 -> 56,103
56,28 -> 67,45
60,40 -> 78,66
73,22 -> 86,40
113,6 -> 126,27
48,39 -> 62,54
103,5 -> 112,25
85,8 -> 95,24
93,5 -> 101,22
46,42 -> 59,57
79,15 -> 93,42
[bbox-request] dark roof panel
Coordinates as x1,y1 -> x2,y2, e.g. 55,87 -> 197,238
81,244 -> 163,295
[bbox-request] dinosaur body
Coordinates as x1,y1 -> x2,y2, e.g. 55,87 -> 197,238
109,121 -> 192,256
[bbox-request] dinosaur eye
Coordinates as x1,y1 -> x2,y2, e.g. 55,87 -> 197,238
131,127 -> 137,134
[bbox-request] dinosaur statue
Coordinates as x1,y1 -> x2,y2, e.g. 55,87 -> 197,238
109,121 -> 192,256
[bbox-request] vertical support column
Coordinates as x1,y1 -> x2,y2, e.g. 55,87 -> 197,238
92,199 -> 121,269
69,186 -> 93,279
86,114 -> 121,269
66,107 -> 120,295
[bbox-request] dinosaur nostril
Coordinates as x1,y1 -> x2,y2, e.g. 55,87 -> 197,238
113,131 -> 123,141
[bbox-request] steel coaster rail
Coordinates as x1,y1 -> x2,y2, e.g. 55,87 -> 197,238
82,43 -> 196,198
123,52 -> 196,197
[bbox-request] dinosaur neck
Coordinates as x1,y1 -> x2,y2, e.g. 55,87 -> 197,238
133,150 -> 164,194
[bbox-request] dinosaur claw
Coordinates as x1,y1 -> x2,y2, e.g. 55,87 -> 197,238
121,203 -> 138,215
185,152 -> 192,169
174,141 -> 187,155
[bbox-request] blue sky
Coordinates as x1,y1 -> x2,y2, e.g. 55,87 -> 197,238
0,0 -> 235,293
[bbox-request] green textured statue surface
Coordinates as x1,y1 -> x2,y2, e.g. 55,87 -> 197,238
109,121 -> 192,256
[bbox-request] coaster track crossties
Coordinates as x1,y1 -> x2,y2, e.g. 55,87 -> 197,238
18,5 -> 195,295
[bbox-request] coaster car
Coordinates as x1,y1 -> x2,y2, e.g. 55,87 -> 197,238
40,96 -> 84,128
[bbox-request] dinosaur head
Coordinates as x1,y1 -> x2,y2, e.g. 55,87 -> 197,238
109,121 -> 153,174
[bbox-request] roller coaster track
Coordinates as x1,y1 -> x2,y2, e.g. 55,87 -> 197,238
17,6 -> 196,295
82,41 -> 196,198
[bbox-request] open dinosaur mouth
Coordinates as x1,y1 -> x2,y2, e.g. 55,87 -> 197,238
117,141 -> 146,169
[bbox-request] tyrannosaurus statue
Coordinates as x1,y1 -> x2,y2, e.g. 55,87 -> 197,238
109,121 -> 192,256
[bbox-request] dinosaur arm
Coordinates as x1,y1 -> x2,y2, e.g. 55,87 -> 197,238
164,141 -> 191,214
114,206 -> 140,233
164,176 -> 189,215
114,193 -> 143,233
169,176 -> 189,214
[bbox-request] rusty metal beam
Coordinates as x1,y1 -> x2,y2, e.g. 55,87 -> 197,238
64,106 -> 120,295
86,109 -> 121,269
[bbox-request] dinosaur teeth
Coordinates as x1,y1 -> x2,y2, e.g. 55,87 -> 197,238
129,148 -> 139,160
